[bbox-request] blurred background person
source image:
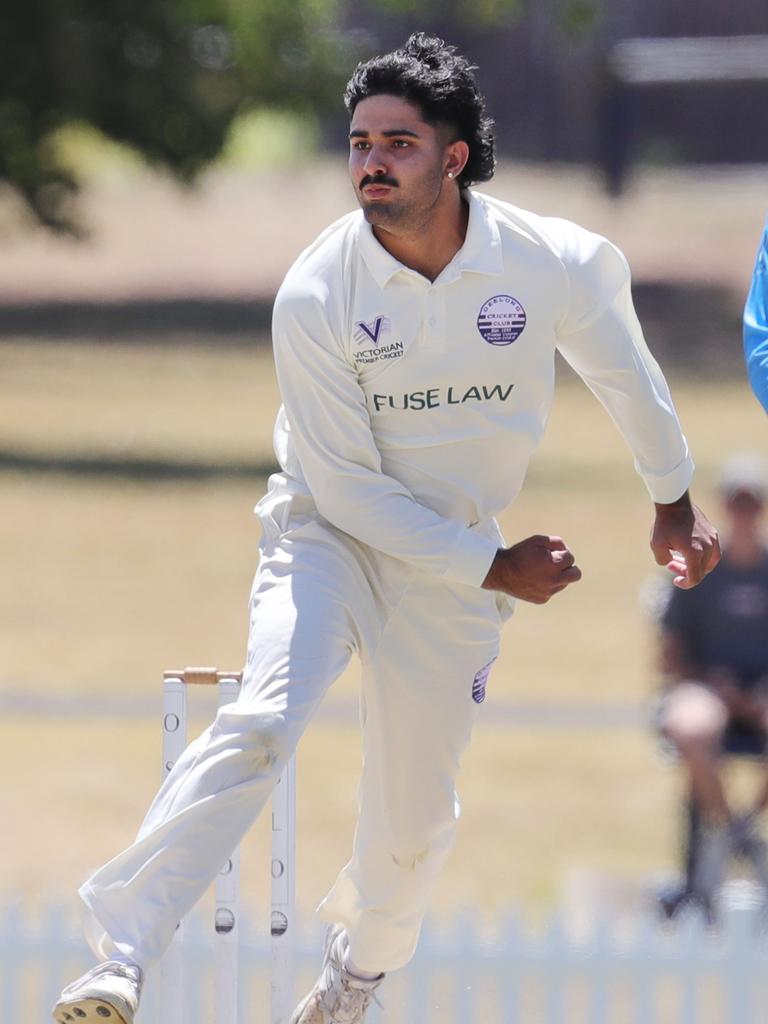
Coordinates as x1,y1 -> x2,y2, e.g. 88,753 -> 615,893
744,217 -> 768,414
658,454 -> 768,916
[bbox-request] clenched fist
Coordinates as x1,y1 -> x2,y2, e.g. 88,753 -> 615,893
650,491 -> 720,589
481,535 -> 582,604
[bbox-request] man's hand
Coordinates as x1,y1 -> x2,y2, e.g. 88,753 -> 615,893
651,491 -> 721,589
481,535 -> 582,603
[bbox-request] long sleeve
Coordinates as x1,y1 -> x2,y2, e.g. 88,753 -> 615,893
271,285 -> 499,587
744,220 -> 768,414
554,230 -> 694,504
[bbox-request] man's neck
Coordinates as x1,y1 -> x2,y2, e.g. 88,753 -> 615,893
372,191 -> 469,282
724,535 -> 766,569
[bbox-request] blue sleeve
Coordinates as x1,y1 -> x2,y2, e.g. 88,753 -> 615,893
744,218 -> 768,414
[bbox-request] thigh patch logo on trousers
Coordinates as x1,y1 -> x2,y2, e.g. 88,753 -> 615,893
472,658 -> 497,704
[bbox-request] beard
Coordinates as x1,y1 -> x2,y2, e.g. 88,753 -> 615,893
361,195 -> 414,227
357,163 -> 445,233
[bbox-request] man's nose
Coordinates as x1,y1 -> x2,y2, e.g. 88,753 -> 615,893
363,144 -> 388,176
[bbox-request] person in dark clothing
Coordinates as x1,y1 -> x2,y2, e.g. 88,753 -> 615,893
659,454 -> 768,910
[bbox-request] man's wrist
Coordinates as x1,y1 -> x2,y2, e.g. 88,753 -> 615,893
654,490 -> 692,514
480,548 -> 504,590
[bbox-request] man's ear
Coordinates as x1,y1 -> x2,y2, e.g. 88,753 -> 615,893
444,139 -> 469,180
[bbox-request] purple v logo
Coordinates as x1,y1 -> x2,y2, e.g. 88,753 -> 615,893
354,316 -> 391,347
360,317 -> 383,342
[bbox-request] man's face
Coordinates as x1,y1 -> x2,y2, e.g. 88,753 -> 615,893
349,94 -> 450,232
724,489 -> 765,533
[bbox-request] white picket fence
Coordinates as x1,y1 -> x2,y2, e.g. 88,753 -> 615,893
6,887 -> 768,1024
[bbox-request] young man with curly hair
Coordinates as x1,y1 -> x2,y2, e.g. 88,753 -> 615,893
54,33 -> 719,1024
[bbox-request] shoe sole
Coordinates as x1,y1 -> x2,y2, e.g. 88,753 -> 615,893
52,996 -> 130,1024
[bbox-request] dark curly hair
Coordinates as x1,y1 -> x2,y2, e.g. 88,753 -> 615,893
344,33 -> 495,189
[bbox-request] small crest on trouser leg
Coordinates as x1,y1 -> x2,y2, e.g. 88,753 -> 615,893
472,658 -> 496,704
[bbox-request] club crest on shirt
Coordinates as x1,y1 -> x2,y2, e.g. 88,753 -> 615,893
472,658 -> 497,704
477,295 -> 527,346
354,315 -> 392,347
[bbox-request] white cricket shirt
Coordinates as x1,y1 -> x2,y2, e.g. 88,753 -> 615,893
257,190 -> 694,588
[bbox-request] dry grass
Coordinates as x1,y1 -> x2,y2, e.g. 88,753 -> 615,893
2,338 -> 767,916
1,161 -> 765,302
0,715 -> 686,921
2,339 -> 764,702
0,339 -> 279,462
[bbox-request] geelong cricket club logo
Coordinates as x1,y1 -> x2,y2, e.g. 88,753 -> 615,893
472,658 -> 496,704
477,294 -> 527,346
354,315 -> 391,347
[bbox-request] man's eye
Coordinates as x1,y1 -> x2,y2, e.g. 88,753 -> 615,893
392,140 -> 410,148
353,141 -> 370,150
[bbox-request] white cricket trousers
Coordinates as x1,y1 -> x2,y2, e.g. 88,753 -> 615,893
80,516 -> 507,974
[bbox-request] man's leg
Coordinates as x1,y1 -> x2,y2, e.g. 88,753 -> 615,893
79,522 -> 375,970
318,573 -> 503,975
659,681 -> 734,910
660,681 -> 730,826
748,759 -> 768,815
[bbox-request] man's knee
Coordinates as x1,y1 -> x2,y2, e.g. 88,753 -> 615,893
661,681 -> 727,752
387,816 -> 457,873
215,705 -> 296,771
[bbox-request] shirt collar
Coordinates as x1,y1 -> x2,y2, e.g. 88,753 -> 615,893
357,213 -> 404,288
357,189 -> 504,288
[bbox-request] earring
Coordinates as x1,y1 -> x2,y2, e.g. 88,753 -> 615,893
447,171 -> 454,179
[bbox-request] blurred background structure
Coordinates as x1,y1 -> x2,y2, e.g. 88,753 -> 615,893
3,0 -> 768,231
2,0 -> 768,1019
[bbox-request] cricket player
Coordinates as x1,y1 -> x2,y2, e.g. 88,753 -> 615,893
744,217 -> 768,413
53,33 -> 720,1024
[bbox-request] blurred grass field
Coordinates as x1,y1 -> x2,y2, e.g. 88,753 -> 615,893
2,336 -> 766,919
3,160 -> 764,303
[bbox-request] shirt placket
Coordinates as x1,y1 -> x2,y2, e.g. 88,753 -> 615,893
421,284 -> 447,355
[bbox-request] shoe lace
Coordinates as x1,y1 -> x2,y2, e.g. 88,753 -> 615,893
329,975 -> 383,1023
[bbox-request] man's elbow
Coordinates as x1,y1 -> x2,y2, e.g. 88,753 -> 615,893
311,483 -> 357,535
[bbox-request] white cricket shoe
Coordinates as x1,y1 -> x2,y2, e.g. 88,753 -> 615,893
52,960 -> 143,1024
290,925 -> 384,1024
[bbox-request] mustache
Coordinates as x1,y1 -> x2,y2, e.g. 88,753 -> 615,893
359,174 -> 399,190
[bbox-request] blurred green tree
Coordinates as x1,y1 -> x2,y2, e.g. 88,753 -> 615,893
375,0 -> 599,34
0,0 -> 597,234
0,0 -> 347,233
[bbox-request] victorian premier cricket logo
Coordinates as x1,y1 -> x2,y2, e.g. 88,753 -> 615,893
354,315 -> 391,347
353,315 -> 404,365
